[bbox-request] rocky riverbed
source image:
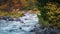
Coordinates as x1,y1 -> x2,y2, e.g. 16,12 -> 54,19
0,12 -> 60,34
0,12 -> 40,34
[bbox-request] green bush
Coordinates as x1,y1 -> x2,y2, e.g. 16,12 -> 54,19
36,1 -> 60,28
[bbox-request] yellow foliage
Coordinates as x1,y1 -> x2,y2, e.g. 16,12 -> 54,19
44,2 -> 60,28
0,9 -> 24,18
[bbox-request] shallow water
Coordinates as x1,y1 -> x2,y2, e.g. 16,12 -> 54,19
0,13 -> 39,34
0,13 -> 60,34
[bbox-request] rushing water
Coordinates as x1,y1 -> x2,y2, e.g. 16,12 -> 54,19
0,12 -> 40,34
0,12 -> 60,34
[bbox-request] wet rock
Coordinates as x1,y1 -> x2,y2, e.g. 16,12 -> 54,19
9,29 -> 14,32
44,27 -> 52,34
8,18 -> 14,21
1,16 -> 10,20
30,30 -> 35,32
54,27 -> 60,34
19,27 -> 22,29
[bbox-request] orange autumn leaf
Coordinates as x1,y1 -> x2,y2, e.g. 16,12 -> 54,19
33,8 -> 40,14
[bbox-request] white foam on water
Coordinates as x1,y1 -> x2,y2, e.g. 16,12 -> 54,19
0,13 -> 39,34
